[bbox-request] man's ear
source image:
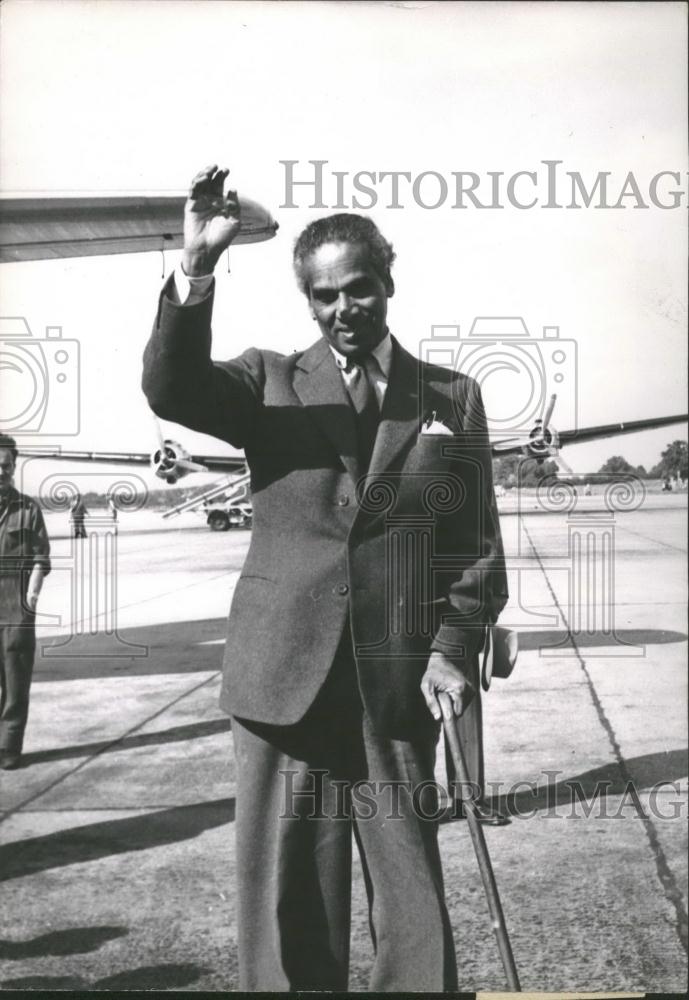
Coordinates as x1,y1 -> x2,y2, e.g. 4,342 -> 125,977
385,274 -> 395,298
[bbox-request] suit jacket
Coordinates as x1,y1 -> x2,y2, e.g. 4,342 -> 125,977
143,279 -> 508,739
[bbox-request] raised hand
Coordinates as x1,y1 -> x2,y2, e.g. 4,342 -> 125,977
182,165 -> 241,276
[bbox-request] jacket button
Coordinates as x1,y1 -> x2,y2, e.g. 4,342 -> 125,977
337,495 -> 350,507
337,583 -> 349,596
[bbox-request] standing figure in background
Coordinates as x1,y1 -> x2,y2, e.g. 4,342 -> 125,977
70,493 -> 88,539
0,435 -> 51,770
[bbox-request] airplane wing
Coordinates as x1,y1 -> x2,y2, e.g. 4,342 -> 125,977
491,413 -> 688,457
19,414 -> 686,474
556,414 -> 688,447
0,195 -> 278,262
18,448 -> 247,474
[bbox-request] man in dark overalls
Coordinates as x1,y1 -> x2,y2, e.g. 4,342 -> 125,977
70,493 -> 88,539
0,434 -> 51,770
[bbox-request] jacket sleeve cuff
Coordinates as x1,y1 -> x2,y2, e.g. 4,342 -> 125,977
431,625 -> 486,661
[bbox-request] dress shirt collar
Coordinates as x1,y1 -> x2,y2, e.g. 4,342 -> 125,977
328,331 -> 393,378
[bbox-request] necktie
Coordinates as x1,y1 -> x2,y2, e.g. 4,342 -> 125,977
346,357 -> 381,472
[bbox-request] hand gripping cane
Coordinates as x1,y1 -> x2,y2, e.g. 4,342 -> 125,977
437,691 -> 521,991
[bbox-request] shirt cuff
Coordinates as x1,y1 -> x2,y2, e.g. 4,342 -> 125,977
173,265 -> 215,305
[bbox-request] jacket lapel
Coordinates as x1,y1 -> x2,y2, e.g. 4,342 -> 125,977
367,339 -> 423,476
293,338 -> 360,484
292,336 -> 433,485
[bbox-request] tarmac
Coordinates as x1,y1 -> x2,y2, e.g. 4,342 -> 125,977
0,494 -> 687,992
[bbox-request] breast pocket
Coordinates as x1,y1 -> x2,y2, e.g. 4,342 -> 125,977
1,528 -> 28,556
413,435 -> 457,466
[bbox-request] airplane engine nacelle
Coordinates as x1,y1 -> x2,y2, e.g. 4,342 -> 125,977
522,422 -> 560,461
151,440 -> 193,484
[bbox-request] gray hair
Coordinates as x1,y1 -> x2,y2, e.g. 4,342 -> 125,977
293,214 -> 395,295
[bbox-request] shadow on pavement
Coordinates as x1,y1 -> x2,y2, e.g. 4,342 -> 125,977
0,925 -> 128,959
0,797 -> 235,883
1,963 -> 210,990
32,625 -> 686,685
33,618 -> 228,681
482,747 -> 689,817
21,718 -> 232,767
517,628 -> 687,651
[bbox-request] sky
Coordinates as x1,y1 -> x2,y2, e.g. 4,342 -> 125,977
0,0 -> 686,495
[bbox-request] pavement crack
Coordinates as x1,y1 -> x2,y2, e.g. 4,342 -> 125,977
522,520 -> 689,958
614,524 -> 687,554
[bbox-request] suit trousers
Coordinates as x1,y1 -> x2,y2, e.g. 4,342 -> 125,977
231,629 -> 458,992
0,626 -> 34,752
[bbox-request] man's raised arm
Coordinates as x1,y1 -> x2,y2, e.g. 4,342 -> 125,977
142,166 -> 263,448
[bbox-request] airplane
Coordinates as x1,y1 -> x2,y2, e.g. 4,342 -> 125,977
20,436 -> 247,485
490,394 -> 687,475
0,193 -> 278,261
0,191 -> 272,487
17,396 -> 688,485
1,193 -> 686,484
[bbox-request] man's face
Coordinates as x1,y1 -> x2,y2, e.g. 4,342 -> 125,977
0,449 -> 16,494
303,242 -> 392,360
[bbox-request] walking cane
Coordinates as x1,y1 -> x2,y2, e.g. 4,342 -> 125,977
437,691 -> 521,992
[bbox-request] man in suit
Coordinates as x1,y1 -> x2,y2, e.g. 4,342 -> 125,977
143,165 -> 508,991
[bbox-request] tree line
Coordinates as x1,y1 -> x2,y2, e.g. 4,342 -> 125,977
492,439 -> 687,488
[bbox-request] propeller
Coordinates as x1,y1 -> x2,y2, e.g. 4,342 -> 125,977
532,395 -> 578,476
538,394 -> 576,476
150,417 -> 208,483
491,394 -> 559,457
491,393 -> 580,477
549,448 -> 574,478
526,393 -> 559,457
154,416 -> 166,453
542,393 -> 556,431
